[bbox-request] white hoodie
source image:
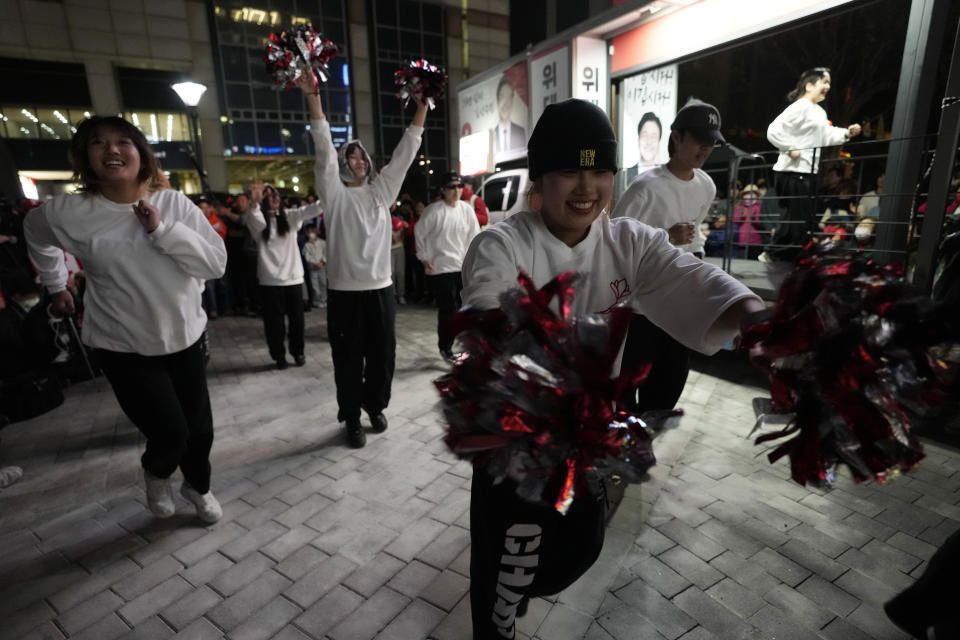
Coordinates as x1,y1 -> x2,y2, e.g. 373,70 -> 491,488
311,118 -> 423,291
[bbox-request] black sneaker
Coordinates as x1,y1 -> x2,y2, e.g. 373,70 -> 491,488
369,413 -> 388,434
345,419 -> 366,448
294,354 -> 306,367
276,357 -> 288,370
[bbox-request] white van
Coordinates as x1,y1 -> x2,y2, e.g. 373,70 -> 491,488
479,169 -> 529,226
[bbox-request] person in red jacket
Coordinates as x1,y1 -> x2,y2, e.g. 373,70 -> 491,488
461,178 -> 488,227
197,196 -> 228,319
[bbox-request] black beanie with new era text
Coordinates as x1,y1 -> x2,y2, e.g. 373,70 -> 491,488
527,99 -> 618,181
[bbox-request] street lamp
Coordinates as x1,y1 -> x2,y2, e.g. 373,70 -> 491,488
171,81 -> 209,192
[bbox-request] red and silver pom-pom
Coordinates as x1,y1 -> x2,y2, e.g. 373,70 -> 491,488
741,245 -> 960,488
264,24 -> 339,90
435,271 -> 680,514
394,58 -> 448,110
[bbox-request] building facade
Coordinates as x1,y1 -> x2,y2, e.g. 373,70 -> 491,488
0,0 -> 510,201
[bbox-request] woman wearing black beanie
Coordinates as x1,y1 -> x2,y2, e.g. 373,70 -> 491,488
460,98 -> 766,639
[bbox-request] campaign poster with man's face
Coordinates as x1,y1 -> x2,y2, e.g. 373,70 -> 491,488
620,65 -> 678,184
458,61 -> 529,163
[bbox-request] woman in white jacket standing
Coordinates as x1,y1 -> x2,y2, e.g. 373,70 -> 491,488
245,182 -> 322,370
762,67 -> 861,262
296,71 -> 427,449
24,116 -> 227,523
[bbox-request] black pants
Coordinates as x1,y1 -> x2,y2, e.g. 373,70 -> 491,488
300,253 -> 315,306
620,314 -> 690,412
225,237 -> 249,312
96,337 -> 213,493
260,284 -> 305,361
427,271 -> 463,353
768,171 -> 816,261
470,470 -> 606,640
327,286 -> 396,422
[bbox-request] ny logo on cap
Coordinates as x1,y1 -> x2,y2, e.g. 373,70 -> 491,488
708,113 -> 719,127
580,149 -> 596,167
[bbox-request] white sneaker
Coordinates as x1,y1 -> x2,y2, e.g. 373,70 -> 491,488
143,469 -> 175,518
0,466 -> 23,489
180,482 -> 222,523
757,251 -> 772,263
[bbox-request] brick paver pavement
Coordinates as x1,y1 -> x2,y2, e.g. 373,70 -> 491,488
1,305 -> 958,640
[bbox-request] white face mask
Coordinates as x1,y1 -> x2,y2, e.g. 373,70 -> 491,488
854,226 -> 872,241
307,233 -> 317,240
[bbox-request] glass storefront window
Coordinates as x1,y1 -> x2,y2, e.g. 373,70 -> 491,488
124,111 -> 191,143
1,105 -> 91,140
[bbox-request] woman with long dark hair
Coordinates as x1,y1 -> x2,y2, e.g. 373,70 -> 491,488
245,182 -> 321,369
761,67 -> 861,262
24,116 -> 227,523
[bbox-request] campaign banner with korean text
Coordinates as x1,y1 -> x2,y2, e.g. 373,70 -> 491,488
458,61 -> 529,164
572,36 -> 607,113
619,64 -> 677,185
530,44 -> 570,127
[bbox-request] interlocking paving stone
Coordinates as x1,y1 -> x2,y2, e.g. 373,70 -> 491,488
206,569 -> 292,631
283,553 -> 357,609
657,519 -> 726,561
228,596 -> 302,640
113,555 -> 184,601
169,522 -> 247,567
748,548 -> 811,587
117,575 -> 194,626
208,550 -> 273,597
419,568 -> 470,612
844,602 -> 913,640
326,587 -> 410,640
659,546 -> 724,590
761,582 -> 834,631
384,558 -> 439,597
614,580 -> 695,638
673,586 -> 756,640
704,578 -> 766,619
68,612 -> 130,640
4,308 -> 960,640
374,599 -> 446,640
708,551 -> 780,595
776,538 -> 847,581
627,554 -> 691,598
158,584 -> 222,631
115,615 -> 174,640
795,574 -> 859,618
293,585 -> 364,638
56,589 -> 125,635
694,518 -> 765,559
746,604 -> 826,640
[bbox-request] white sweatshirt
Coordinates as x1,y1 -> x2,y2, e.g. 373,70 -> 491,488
24,189 -> 226,355
461,211 -> 760,355
311,118 -> 423,291
245,203 -> 321,286
613,165 -> 715,255
415,199 -> 480,274
767,98 -> 849,174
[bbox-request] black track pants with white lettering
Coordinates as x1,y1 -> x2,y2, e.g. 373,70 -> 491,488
469,470 -> 606,640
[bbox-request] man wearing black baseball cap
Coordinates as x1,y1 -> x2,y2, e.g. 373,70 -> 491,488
415,171 -> 480,361
613,99 -> 726,415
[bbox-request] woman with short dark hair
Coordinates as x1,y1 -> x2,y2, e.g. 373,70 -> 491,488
24,116 -> 227,523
